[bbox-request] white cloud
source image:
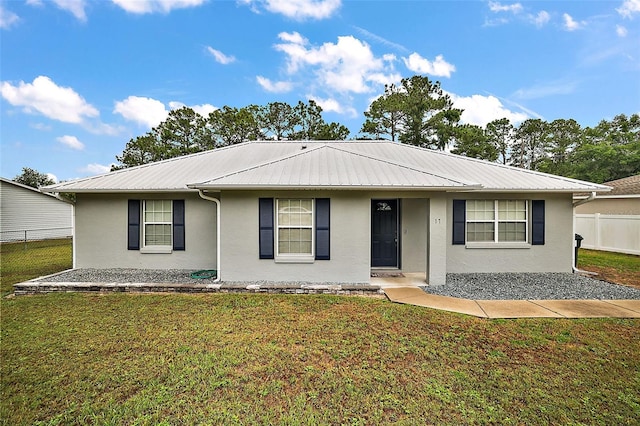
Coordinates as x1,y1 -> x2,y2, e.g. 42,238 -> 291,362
562,13 -> 584,31
256,76 -> 293,93
274,32 -> 396,94
206,47 -> 236,64
113,96 -> 168,128
111,0 -> 206,14
53,0 -> 87,21
308,95 -> 357,117
402,53 -> 456,78
0,76 -> 99,123
353,26 -> 409,53
56,135 -> 85,150
449,93 -> 528,127
190,103 -> 217,117
616,25 -> 628,37
530,10 -> 550,28
46,173 -> 59,183
242,0 -> 341,20
488,1 -> 523,13
512,79 -> 578,100
31,122 -> 52,131
27,0 -> 88,21
168,101 -> 217,116
617,0 -> 640,18
80,163 -> 112,175
0,4 -> 20,29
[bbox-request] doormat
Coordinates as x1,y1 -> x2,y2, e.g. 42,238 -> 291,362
371,272 -> 405,278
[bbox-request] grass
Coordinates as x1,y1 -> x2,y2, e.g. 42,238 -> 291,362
1,293 -> 639,425
1,246 -> 638,423
578,248 -> 640,289
0,238 -> 72,295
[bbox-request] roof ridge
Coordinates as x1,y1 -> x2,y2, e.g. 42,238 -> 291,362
396,142 -> 611,190
43,142 -> 255,191
328,143 -> 477,187
189,142 -> 326,186
192,142 -> 478,188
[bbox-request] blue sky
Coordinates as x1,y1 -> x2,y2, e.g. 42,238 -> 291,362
1,0 -> 639,182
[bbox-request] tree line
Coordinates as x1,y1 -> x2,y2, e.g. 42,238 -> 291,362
12,75 -> 639,186
112,100 -> 349,170
111,74 -> 638,183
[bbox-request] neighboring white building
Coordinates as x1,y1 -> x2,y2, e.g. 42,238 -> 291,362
0,177 -> 73,243
575,175 -> 640,255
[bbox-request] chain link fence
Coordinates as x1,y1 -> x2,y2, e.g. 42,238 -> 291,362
1,228 -> 73,291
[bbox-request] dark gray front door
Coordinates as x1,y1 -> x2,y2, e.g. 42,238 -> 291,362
371,199 -> 399,268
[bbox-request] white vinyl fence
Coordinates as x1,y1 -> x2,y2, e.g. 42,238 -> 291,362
574,214 -> 640,255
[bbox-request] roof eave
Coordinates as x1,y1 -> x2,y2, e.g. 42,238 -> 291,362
41,188 -> 196,194
465,187 -> 611,193
187,183 -> 483,191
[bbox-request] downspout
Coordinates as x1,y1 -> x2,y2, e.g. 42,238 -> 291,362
572,191 -> 597,274
572,191 -> 596,208
197,190 -> 221,282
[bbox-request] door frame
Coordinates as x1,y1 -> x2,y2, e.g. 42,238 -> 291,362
371,199 -> 401,269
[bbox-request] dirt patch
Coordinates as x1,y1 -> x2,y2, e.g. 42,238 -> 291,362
580,266 -> 640,290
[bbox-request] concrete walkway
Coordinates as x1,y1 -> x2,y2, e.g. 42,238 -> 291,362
383,287 -> 640,319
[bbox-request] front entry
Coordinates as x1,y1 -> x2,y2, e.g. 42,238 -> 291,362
371,199 -> 399,268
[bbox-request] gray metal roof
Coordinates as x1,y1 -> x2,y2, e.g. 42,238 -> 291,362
43,141 -> 611,193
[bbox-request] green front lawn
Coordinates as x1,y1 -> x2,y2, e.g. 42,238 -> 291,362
0,239 -> 72,295
2,293 -> 638,425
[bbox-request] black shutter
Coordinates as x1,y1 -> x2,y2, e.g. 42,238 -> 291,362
173,200 -> 185,251
315,198 -> 330,260
531,200 -> 545,245
452,199 -> 466,245
259,198 -> 274,259
128,200 -> 140,250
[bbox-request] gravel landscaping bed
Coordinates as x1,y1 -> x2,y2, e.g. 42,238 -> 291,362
33,269 -> 640,300
32,269 -> 368,288
423,273 -> 640,300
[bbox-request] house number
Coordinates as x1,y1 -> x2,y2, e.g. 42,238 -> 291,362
434,218 -> 441,224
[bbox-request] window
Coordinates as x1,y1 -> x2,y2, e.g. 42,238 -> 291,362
258,198 -> 330,261
143,200 -> 173,247
277,199 -> 313,257
128,199 -> 185,252
466,200 -> 527,243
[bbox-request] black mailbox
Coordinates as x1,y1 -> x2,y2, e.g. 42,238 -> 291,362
574,234 -> 584,267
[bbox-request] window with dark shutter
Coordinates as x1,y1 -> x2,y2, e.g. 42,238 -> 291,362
173,200 -> 185,251
531,200 -> 545,245
259,198 -> 274,259
452,199 -> 466,245
128,200 -> 141,250
315,198 -> 330,260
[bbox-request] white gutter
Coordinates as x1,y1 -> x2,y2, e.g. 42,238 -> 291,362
196,190 -> 221,283
572,191 -> 596,207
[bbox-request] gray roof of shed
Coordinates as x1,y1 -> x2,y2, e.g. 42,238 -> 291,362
43,141 -> 610,193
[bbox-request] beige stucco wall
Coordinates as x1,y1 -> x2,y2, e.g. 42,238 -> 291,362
75,193 -> 217,269
73,190 -> 577,281
446,193 -> 574,273
575,198 -> 640,215
400,198 -> 428,272
220,191 -> 371,283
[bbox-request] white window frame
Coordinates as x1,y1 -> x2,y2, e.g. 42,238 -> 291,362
275,198 -> 315,263
141,200 -> 173,253
466,200 -> 529,247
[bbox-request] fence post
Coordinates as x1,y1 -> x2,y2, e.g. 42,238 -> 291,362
23,230 -> 27,251
593,213 -> 600,250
